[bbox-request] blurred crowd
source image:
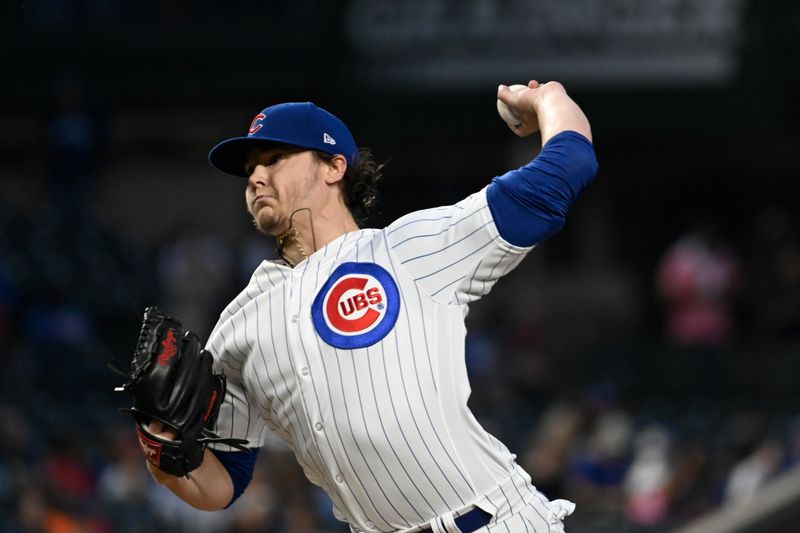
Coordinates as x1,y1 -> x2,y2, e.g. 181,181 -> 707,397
2,73 -> 800,533
1,183 -> 799,532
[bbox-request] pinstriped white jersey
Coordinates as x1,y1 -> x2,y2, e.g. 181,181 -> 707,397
206,186 -> 563,532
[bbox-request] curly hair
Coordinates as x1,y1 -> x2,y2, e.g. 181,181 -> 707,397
314,148 -> 384,227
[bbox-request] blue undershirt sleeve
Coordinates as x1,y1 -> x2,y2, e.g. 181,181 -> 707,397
210,447 -> 260,507
486,130 -> 599,247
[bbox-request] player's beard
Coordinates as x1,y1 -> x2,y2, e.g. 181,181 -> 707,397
250,207 -> 273,236
249,168 -> 319,237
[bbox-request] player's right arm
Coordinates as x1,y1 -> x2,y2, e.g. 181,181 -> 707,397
385,80 -> 598,304
487,81 -> 598,248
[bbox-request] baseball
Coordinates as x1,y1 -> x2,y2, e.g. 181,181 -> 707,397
497,84 -> 527,127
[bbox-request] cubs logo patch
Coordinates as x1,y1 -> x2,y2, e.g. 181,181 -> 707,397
312,262 -> 400,349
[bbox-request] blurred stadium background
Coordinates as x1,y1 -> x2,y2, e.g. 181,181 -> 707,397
1,1 -> 800,532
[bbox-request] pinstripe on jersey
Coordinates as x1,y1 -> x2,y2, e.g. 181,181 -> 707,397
207,187 -> 564,532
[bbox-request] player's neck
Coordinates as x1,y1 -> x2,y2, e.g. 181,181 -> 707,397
278,207 -> 359,267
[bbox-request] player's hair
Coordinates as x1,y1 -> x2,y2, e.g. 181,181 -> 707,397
314,148 -> 384,227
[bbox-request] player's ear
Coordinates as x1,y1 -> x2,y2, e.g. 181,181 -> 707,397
322,154 -> 347,185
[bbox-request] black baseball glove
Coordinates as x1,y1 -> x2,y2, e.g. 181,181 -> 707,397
113,306 -> 248,477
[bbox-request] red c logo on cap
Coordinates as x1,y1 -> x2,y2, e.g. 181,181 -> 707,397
249,113 -> 266,134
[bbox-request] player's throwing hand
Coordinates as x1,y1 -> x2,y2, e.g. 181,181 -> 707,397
497,81 -> 589,144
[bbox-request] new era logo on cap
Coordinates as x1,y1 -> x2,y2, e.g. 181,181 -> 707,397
208,102 -> 359,178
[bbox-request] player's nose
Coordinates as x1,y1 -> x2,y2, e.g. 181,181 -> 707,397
247,165 -> 268,188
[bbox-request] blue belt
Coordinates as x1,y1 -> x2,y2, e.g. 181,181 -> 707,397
419,507 -> 492,532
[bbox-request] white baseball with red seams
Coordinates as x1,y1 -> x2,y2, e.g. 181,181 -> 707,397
496,84 -> 528,127
205,188 -> 574,532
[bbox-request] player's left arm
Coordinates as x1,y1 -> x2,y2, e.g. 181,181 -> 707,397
489,81 -> 599,247
143,422 -> 234,510
120,307 -> 262,511
144,421 -> 260,511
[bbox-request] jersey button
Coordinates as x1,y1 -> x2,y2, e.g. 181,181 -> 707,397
365,521 -> 374,529
335,474 -> 344,483
314,422 -> 323,431
300,367 -> 309,376
291,314 -> 299,323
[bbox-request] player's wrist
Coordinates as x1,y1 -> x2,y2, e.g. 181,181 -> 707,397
146,459 -> 181,484
530,82 -> 567,112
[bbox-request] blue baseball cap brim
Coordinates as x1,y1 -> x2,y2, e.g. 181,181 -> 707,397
208,136 -> 297,178
208,102 -> 358,178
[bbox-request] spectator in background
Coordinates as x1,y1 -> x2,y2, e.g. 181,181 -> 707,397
157,231 -> 234,338
97,427 -> 155,528
521,403 -> 582,498
724,439 -> 784,504
623,425 -> 673,526
656,217 -> 739,347
568,410 -> 633,512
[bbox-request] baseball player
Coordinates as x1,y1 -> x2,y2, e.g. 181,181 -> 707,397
123,80 -> 598,532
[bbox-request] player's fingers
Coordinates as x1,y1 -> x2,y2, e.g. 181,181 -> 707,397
497,84 -> 508,103
527,80 -> 540,89
497,84 -> 518,106
147,420 -> 178,440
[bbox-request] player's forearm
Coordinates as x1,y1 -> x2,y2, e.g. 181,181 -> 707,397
148,448 -> 234,511
533,89 -> 592,145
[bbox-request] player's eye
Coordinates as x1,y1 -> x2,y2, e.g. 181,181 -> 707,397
267,154 -> 285,166
244,153 -> 286,175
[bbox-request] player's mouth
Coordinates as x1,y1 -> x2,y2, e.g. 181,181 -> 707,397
252,194 -> 274,210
